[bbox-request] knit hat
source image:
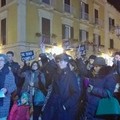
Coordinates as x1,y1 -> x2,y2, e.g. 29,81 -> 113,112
20,92 -> 29,102
0,54 -> 8,63
93,57 -> 106,66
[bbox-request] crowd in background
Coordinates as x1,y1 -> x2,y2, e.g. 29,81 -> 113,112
0,50 -> 120,120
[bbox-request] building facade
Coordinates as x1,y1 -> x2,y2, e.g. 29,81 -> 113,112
0,0 -> 120,62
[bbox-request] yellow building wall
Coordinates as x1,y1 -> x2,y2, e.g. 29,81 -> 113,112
7,4 -> 17,44
72,0 -> 80,19
55,0 -> 63,13
26,2 -> 40,44
52,12 -> 62,45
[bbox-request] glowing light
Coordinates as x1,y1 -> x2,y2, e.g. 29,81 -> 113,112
51,46 -> 64,55
100,53 -> 113,66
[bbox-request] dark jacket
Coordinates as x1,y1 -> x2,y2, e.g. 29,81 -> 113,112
41,60 -> 57,89
76,58 -> 88,77
83,66 -> 117,120
6,61 -> 20,86
42,67 -> 80,120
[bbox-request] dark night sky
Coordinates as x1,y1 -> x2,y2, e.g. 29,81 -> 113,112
107,0 -> 120,12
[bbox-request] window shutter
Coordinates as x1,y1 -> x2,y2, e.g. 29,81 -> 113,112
1,0 -> 6,7
98,35 -> 101,46
110,39 -> 114,49
71,27 -> 74,39
1,18 -> 6,45
65,0 -> 70,5
62,24 -> 65,39
79,29 -> 82,41
85,4 -> 88,14
86,31 -> 88,41
42,17 -> 50,44
112,19 -> 115,27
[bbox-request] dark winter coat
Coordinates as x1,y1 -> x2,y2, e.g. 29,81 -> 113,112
83,66 -> 117,120
41,59 -> 57,89
6,61 -> 20,86
42,67 -> 80,120
76,58 -> 88,77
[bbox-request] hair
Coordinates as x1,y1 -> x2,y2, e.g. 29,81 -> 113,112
113,51 -> 120,56
55,53 -> 69,62
31,61 -> 40,70
68,59 -> 79,73
0,54 -> 8,63
6,51 -> 14,56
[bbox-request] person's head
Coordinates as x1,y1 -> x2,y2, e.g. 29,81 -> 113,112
88,55 -> 96,64
68,59 -> 78,72
113,52 -> 120,65
6,51 -> 14,62
39,53 -> 49,65
93,57 -> 106,74
0,54 -> 7,69
55,53 -> 69,69
31,61 -> 40,71
20,92 -> 29,105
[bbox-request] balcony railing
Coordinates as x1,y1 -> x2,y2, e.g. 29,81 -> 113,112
40,34 -> 51,45
94,18 -> 104,27
30,0 -> 54,7
63,3 -> 73,14
80,12 -> 89,21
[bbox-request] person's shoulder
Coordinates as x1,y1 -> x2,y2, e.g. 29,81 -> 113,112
13,61 -> 20,66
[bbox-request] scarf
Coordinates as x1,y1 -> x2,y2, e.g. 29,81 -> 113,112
0,65 -> 9,106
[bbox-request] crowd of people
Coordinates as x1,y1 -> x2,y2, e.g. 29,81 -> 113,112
0,50 -> 120,120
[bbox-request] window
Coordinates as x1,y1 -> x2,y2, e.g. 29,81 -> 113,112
109,39 -> 114,49
93,34 -> 101,46
79,29 -> 88,42
43,0 -> 50,5
109,17 -> 115,31
42,17 -> 50,44
1,0 -> 6,7
80,2 -> 89,20
94,9 -> 99,24
1,18 -> 6,45
64,0 -> 70,13
62,24 -> 74,39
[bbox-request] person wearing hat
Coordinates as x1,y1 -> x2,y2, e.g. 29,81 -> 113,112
0,54 -> 16,120
82,57 -> 117,120
42,53 -> 80,120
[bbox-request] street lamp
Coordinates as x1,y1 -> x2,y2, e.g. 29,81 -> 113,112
115,26 -> 120,38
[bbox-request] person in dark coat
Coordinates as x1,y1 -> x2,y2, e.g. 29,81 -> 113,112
75,52 -> 88,77
0,54 -> 16,119
6,51 -> 20,89
39,53 -> 57,89
42,53 -> 80,120
83,57 -> 117,120
110,52 -> 120,104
